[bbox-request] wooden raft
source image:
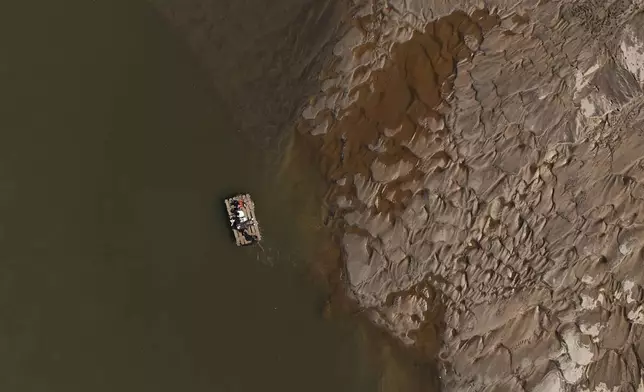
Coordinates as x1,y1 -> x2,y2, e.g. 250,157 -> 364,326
224,193 -> 262,246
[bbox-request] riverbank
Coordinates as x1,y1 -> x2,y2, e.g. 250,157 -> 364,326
300,1 -> 644,391
278,117 -> 443,392
296,0 -> 499,369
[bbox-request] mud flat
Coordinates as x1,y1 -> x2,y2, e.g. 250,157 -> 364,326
301,0 -> 644,391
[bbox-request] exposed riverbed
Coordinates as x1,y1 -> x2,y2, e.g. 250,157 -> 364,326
298,0 -> 644,391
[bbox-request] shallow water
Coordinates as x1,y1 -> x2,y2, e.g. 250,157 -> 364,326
0,1 -> 387,390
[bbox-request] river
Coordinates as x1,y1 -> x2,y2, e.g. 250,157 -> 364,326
0,0 -> 393,390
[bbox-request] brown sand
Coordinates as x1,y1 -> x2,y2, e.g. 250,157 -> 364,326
300,5 -> 496,351
302,0 -> 644,391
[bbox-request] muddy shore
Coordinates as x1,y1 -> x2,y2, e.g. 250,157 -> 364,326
297,6 -> 499,386
300,0 -> 644,391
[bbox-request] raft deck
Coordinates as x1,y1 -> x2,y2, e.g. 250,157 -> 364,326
224,193 -> 262,246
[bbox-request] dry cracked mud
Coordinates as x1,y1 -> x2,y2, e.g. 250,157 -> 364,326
300,1 -> 644,391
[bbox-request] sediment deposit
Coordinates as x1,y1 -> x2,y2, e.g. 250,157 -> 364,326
302,0 -> 644,391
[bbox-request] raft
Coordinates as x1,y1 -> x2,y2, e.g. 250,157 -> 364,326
224,193 -> 262,246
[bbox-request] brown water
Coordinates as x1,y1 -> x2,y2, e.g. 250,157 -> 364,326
0,1 -> 393,390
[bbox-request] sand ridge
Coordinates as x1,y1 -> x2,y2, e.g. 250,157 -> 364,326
301,0 -> 644,391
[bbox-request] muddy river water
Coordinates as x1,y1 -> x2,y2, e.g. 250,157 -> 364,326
0,0 -> 441,390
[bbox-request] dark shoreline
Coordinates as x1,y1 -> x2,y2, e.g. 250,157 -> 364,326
153,0 -> 351,150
